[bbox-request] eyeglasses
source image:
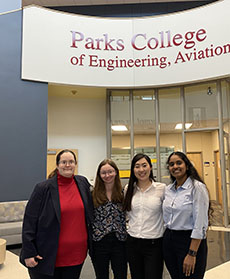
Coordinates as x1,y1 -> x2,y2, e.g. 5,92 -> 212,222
100,170 -> 115,176
59,160 -> 76,165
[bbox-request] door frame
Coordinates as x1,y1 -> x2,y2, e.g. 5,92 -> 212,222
187,151 -> 204,181
214,150 -> 222,205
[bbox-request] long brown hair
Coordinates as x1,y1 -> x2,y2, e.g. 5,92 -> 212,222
92,159 -> 123,207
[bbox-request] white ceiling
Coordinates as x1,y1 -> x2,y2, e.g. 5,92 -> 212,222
22,0 -> 207,7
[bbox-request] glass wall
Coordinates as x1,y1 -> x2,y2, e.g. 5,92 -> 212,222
110,90 -> 131,179
222,80 -> 230,216
184,83 -> 219,202
108,79 -> 230,225
159,87 -> 182,184
184,83 -> 218,129
133,89 -> 155,149
133,89 -> 157,178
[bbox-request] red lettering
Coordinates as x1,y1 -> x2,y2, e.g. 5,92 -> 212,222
173,34 -> 183,47
196,29 -> 207,42
70,31 -> 84,48
131,34 -> 146,50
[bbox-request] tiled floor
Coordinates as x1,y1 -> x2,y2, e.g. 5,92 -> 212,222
7,229 -> 230,278
7,201 -> 230,278
206,229 -> 230,269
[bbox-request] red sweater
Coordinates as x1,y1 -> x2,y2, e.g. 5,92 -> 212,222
55,173 -> 88,267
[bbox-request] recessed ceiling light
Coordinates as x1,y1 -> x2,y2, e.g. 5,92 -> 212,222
141,96 -> 155,101
175,123 -> 192,129
111,125 -> 128,131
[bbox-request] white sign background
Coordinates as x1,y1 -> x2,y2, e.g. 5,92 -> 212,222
22,1 -> 230,87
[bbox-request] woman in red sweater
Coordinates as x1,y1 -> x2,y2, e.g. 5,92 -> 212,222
20,149 -> 93,279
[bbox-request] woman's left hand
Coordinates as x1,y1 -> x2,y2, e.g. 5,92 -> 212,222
183,254 -> 196,277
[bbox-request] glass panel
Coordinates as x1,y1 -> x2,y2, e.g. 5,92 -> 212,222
184,82 -> 218,128
222,81 -> 230,126
186,130 -> 222,226
133,89 -> 155,148
222,80 -> 230,218
159,87 -> 182,184
110,90 -> 131,183
224,135 -> 230,218
133,89 -> 157,176
186,131 -> 215,184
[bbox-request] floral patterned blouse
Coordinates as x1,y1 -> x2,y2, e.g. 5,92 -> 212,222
92,201 -> 127,241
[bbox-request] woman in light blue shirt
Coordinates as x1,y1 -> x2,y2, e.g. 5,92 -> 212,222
163,151 -> 210,279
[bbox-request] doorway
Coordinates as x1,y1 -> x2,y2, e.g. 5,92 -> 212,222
187,152 -> 203,180
185,130 -> 218,204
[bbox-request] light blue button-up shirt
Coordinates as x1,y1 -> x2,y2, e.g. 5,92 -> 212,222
163,177 -> 209,239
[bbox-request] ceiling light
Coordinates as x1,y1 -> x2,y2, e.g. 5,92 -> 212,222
141,96 -> 154,101
175,123 -> 192,130
111,125 -> 128,131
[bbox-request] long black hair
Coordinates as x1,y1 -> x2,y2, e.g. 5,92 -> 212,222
123,153 -> 155,211
167,151 -> 213,221
167,151 -> 204,183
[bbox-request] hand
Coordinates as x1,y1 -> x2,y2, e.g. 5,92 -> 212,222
183,254 -> 196,277
25,255 -> 43,268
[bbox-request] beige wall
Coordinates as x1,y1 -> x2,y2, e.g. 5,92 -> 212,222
48,94 -> 107,183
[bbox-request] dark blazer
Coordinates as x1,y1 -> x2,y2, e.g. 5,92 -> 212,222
20,174 -> 94,276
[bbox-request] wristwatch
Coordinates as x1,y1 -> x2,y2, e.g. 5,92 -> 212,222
188,249 -> 197,257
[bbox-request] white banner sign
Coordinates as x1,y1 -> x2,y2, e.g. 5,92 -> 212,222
22,1 -> 230,87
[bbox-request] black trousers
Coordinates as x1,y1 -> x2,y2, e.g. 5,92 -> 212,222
28,264 -> 83,279
126,234 -> 163,279
92,233 -> 127,279
163,229 -> 207,279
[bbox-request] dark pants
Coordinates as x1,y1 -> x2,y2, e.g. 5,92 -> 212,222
28,264 -> 83,279
126,234 -> 163,279
92,233 -> 127,279
163,229 -> 207,279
